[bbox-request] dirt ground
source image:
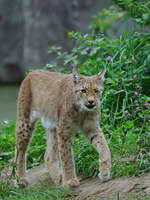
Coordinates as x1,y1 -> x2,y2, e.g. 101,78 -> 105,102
1,163 -> 150,200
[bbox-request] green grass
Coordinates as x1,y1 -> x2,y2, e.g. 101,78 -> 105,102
1,117 -> 150,179
0,183 -> 71,200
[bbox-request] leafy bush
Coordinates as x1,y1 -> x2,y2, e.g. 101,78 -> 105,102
112,0 -> 150,26
48,30 -> 150,122
89,5 -> 124,34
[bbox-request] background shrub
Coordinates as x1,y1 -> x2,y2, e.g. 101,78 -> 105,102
112,0 -> 150,26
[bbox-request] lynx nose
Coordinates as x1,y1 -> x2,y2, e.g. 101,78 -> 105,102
88,100 -> 94,105
86,100 -> 95,109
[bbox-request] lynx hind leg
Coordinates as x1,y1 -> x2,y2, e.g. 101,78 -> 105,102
44,129 -> 62,184
57,127 -> 79,188
15,74 -> 34,177
15,118 -> 36,178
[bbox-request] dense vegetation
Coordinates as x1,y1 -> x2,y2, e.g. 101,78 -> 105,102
1,1 -> 150,199
112,0 -> 150,26
47,30 -> 150,177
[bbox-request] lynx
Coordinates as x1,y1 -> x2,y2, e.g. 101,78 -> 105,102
15,68 -> 111,188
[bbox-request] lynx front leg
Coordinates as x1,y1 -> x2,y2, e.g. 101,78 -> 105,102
87,128 -> 111,182
57,126 -> 79,188
44,130 -> 62,184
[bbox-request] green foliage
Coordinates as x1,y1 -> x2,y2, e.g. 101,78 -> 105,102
45,30 -> 150,178
112,0 -> 150,26
0,120 -> 16,173
0,120 -> 16,154
27,121 -> 46,168
89,5 -> 124,34
48,30 -> 150,121
0,183 -> 70,200
72,134 -> 99,178
0,120 -> 46,174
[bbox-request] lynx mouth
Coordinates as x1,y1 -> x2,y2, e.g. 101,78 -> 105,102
86,104 -> 95,109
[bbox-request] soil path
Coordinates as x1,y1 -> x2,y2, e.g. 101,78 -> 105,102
1,163 -> 150,199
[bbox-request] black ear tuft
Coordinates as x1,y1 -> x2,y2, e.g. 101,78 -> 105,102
72,67 -> 80,84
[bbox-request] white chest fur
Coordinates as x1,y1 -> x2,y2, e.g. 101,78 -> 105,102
41,117 -> 56,130
30,110 -> 56,131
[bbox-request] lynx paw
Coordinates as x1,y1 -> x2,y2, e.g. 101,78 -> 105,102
98,171 -> 110,183
63,177 -> 79,188
51,173 -> 62,184
16,177 -> 29,188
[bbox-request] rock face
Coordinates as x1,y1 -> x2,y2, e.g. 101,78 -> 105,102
0,0 -> 25,82
0,0 -> 111,83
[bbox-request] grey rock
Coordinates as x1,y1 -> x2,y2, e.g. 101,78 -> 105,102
0,0 -> 111,82
0,0 -> 24,82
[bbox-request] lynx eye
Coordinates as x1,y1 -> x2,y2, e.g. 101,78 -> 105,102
94,89 -> 99,93
81,89 -> 86,93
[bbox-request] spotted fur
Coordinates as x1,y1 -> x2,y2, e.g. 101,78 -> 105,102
15,69 -> 111,188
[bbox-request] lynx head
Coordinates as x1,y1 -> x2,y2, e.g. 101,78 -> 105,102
72,68 -> 106,111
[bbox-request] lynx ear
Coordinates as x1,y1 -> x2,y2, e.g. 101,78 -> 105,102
72,67 -> 80,84
98,68 -> 106,81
